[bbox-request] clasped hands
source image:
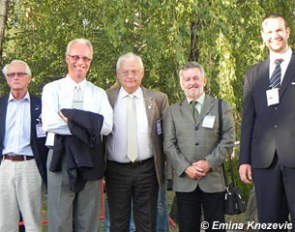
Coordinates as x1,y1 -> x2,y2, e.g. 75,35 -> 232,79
185,159 -> 211,180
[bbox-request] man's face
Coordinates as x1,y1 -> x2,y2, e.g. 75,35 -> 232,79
180,67 -> 207,100
66,43 -> 92,82
6,63 -> 31,92
117,58 -> 144,94
261,17 -> 290,54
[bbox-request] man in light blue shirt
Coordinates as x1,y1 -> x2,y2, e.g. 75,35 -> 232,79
0,60 -> 48,231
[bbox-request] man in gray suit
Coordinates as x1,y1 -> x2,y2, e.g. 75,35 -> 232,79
164,61 -> 235,232
105,52 -> 169,232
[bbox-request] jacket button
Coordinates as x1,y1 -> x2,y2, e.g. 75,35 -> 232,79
273,125 -> 278,129
195,143 -> 199,146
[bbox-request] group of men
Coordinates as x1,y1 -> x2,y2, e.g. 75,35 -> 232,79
0,13 -> 294,232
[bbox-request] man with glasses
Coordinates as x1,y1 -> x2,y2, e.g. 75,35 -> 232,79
42,38 -> 113,232
0,60 -> 48,231
105,52 -> 169,232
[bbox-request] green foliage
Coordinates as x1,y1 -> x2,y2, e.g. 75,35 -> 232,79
1,1 -> 295,195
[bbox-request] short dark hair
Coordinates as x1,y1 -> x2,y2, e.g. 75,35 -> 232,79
261,14 -> 289,31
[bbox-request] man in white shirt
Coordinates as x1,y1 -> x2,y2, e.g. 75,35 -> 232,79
42,38 -> 113,232
239,14 -> 295,228
105,52 -> 169,232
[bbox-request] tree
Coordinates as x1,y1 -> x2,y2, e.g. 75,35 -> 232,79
2,0 -> 295,119
0,0 -> 9,62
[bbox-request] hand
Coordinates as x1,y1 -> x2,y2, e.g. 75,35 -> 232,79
58,111 -> 68,123
239,164 -> 252,184
192,160 -> 211,175
185,165 -> 206,180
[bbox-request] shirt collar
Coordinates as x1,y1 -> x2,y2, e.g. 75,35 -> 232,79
66,74 -> 87,91
8,91 -> 30,102
119,87 -> 143,99
187,92 -> 205,105
270,47 -> 292,64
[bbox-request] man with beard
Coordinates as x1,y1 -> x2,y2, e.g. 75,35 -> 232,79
164,61 -> 235,231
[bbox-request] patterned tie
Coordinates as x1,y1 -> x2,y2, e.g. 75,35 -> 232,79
127,95 -> 138,162
190,100 -> 199,123
270,58 -> 283,88
72,86 -> 83,109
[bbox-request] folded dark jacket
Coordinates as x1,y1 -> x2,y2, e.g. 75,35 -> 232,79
50,109 -> 105,192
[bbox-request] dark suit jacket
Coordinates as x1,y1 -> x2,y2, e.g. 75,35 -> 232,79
49,109 -> 104,192
0,94 -> 48,184
106,85 -> 169,187
240,52 -> 295,168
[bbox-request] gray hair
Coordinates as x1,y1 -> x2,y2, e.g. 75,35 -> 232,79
179,61 -> 206,79
2,60 -> 32,78
116,52 -> 144,72
65,38 -> 93,57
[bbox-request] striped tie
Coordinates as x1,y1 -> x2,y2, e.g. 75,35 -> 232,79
270,59 -> 283,88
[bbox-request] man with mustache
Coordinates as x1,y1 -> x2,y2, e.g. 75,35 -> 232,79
164,61 -> 235,232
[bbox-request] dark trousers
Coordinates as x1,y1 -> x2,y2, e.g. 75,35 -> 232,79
106,158 -> 158,232
176,186 -> 225,232
253,154 -> 295,232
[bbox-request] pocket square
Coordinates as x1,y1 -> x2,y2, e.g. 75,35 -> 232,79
291,82 -> 295,85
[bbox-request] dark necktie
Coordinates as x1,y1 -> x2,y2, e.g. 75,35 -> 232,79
270,58 -> 283,88
190,101 -> 199,123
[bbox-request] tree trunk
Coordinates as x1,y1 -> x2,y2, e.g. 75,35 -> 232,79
0,0 -> 9,62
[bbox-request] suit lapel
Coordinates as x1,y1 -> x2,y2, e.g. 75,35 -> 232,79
0,95 -> 9,147
179,100 -> 195,124
196,95 -> 215,127
280,52 -> 295,98
142,87 -> 156,134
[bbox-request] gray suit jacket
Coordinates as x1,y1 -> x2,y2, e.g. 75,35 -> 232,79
164,95 -> 235,193
106,85 -> 169,187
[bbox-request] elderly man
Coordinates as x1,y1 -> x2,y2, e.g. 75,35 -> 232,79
0,60 -> 48,231
164,61 -> 235,232
42,38 -> 113,232
105,52 -> 169,232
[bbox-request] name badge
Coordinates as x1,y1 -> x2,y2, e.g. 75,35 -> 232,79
266,88 -> 279,106
36,124 -> 46,138
156,119 -> 162,135
202,115 -> 216,128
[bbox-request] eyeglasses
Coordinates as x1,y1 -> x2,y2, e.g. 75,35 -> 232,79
68,55 -> 92,62
7,72 -> 28,78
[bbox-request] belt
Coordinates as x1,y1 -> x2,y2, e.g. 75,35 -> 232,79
109,157 -> 153,167
3,154 -> 34,161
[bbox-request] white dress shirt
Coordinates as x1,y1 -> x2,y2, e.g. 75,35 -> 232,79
107,87 -> 153,163
3,92 -> 33,156
42,75 -> 113,144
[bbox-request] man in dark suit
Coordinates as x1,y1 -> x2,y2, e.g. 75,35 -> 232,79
0,60 -> 48,231
105,52 -> 169,232
164,61 -> 235,232
239,14 -> 295,230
